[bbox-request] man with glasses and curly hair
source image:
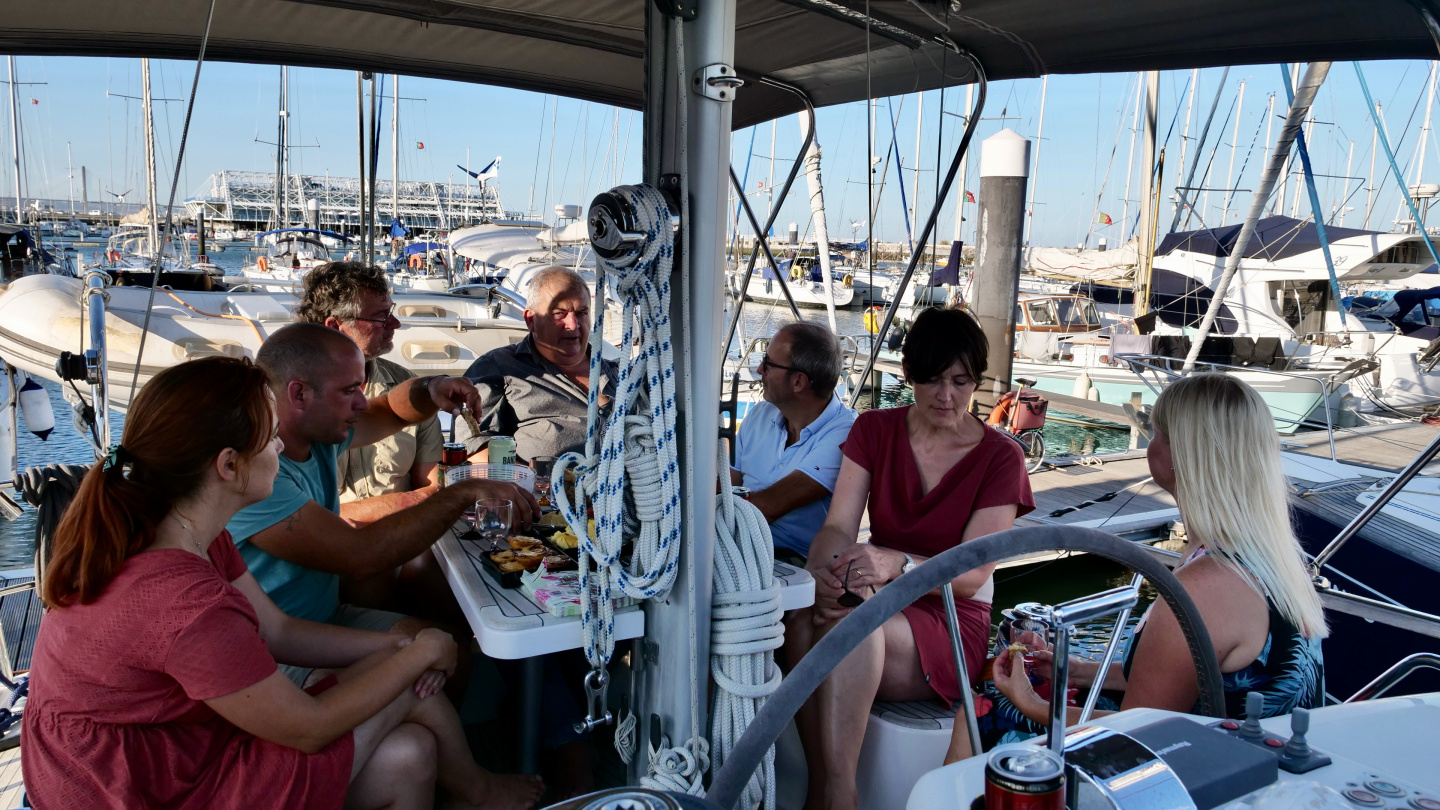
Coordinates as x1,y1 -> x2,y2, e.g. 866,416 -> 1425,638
733,321 -> 856,565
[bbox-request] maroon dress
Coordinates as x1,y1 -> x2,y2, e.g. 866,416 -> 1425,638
23,532 -> 354,810
842,407 -> 1034,704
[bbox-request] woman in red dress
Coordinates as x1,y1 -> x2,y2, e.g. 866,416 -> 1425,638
23,356 -> 542,810
784,307 -> 1034,810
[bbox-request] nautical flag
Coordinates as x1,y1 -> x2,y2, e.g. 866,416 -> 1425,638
758,180 -> 764,188
1097,212 -> 1113,225
965,190 -> 975,203
417,141 -> 425,149
30,99 -> 37,105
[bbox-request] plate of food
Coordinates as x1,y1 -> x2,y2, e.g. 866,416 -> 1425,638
479,534 -> 579,588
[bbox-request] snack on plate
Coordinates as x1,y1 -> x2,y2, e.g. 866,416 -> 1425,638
506,536 -> 546,553
542,554 -> 577,571
539,511 -> 568,527
550,529 -> 580,550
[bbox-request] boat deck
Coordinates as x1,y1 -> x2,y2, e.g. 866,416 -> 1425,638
1283,422 -> 1440,473
1017,453 -> 1176,536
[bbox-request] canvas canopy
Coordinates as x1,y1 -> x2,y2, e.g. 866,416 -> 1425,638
1155,215 -> 1384,262
0,0 -> 1433,129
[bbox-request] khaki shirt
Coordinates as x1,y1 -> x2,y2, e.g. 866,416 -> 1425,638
337,357 -> 443,503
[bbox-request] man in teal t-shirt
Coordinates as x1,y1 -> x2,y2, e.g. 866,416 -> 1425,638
227,322 -> 537,682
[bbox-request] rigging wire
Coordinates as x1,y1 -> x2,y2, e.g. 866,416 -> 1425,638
124,0 -> 219,406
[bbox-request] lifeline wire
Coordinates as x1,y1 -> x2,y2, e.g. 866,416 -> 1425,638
126,0 -> 219,405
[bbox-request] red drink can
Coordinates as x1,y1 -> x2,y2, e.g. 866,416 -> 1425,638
441,442 -> 467,467
984,745 -> 1064,810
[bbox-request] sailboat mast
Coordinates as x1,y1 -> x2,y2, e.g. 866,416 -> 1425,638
1173,68 -> 1198,221
8,57 -> 21,223
392,74 -> 399,228
1412,62 -> 1437,194
1121,73 -> 1141,242
800,113 -> 839,335
1337,140 -> 1354,225
912,91 -> 924,256
357,72 -> 367,264
142,58 -> 159,252
1365,103 -> 1380,227
953,84 -> 973,245
274,66 -> 286,229
1135,70 -> 1158,315
1222,80 -> 1247,223
1025,76 -> 1047,246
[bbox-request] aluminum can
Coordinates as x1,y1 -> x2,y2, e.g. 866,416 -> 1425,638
984,745 -> 1064,810
488,435 -> 517,466
438,442 -> 467,488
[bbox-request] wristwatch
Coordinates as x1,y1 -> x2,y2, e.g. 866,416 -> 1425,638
900,552 -> 917,576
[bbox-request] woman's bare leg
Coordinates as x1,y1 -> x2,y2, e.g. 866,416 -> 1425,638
346,722 -> 437,810
797,613 -> 937,810
943,712 -> 975,765
340,649 -> 545,810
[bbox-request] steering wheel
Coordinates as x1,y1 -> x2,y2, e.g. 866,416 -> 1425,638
707,525 -> 1225,810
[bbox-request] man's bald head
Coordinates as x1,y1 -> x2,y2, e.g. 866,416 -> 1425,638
256,322 -> 363,390
526,266 -> 590,314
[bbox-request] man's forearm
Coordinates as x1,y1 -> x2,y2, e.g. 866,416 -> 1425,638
388,375 -> 441,424
339,486 -> 438,525
348,485 -> 472,578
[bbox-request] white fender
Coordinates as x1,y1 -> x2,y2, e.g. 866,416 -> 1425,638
18,374 -> 54,441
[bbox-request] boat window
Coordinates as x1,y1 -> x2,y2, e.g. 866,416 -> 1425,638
1054,298 -> 1094,327
1084,302 -> 1102,325
1026,300 -> 1059,326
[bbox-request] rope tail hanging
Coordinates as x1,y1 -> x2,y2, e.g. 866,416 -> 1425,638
553,181 -> 685,750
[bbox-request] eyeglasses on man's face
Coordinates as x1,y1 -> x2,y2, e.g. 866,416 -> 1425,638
351,304 -> 397,326
759,354 -> 803,376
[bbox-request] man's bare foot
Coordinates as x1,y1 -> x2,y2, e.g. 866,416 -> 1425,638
444,771 -> 545,810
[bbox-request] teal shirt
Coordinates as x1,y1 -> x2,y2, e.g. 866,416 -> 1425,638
226,432 -> 352,623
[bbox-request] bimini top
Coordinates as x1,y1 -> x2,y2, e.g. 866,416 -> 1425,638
0,0 -> 1431,129
1155,216 -> 1386,262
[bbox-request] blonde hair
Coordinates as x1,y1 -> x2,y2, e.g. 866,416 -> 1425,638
1152,373 -> 1327,639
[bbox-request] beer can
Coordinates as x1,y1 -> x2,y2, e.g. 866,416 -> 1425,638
488,435 -> 517,466
984,745 -> 1064,810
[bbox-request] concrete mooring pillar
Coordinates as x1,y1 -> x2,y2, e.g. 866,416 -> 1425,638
972,129 -> 1030,412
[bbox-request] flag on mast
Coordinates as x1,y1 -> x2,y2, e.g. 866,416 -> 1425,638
1097,212 -> 1113,225
965,190 -> 975,203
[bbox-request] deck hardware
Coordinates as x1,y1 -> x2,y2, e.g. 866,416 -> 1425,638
653,0 -> 699,21
574,667 -> 614,734
694,64 -> 742,102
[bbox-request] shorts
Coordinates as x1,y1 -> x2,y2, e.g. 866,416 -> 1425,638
279,603 -> 409,687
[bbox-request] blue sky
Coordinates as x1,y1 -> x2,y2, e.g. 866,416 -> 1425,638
3,56 -> 1436,249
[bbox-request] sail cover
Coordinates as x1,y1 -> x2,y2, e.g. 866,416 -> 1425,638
1155,215 -> 1383,262
0,0 -> 1431,129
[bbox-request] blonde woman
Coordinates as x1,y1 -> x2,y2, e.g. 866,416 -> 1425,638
947,373 -> 1326,761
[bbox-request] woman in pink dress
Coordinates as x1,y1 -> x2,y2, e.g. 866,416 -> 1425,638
783,307 -> 1034,810
24,356 -> 542,810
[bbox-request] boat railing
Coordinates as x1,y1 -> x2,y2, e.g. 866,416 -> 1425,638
1343,652 -> 1440,703
1120,354 -> 1341,459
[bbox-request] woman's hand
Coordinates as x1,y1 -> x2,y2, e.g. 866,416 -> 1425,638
413,669 -> 448,699
829,543 -> 906,592
807,558 -> 853,624
993,647 -> 1047,724
413,627 -> 459,677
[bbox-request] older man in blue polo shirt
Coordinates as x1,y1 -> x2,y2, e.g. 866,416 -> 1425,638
732,322 -> 857,564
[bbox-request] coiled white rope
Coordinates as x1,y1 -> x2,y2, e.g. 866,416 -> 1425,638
709,453 -> 783,810
554,181 -> 683,663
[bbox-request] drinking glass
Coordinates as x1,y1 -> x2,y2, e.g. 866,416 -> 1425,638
532,456 -> 557,505
475,498 -> 514,550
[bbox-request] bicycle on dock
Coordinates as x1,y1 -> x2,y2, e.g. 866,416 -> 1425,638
987,376 -> 1049,473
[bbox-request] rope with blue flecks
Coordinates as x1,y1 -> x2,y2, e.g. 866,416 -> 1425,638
554,183 -> 683,679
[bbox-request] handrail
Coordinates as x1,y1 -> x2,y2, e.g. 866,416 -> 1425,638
1343,652 -> 1440,703
1121,354 -> 1340,458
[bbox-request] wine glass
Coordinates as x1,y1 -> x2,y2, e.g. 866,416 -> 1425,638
474,498 -> 514,550
532,456 -> 557,506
